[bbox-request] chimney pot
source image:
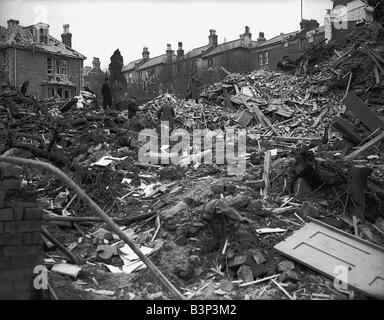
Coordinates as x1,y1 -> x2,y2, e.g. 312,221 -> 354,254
7,19 -> 19,29
209,29 -> 218,46
92,57 -> 101,69
63,24 -> 69,33
142,46 -> 150,59
177,42 -> 184,58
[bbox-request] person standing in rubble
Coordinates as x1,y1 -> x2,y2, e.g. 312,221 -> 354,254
101,77 -> 112,110
157,103 -> 176,133
127,96 -> 139,119
186,74 -> 202,104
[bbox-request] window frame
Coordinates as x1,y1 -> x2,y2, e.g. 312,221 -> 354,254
47,57 -> 53,74
259,52 -> 263,66
61,60 -> 68,75
55,59 -> 60,75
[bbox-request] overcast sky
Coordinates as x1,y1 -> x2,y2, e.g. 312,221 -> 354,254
0,0 -> 332,70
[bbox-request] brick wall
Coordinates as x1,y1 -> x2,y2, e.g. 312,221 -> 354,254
2,47 -> 83,98
0,162 -> 42,300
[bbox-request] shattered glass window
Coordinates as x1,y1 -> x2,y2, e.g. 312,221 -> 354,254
47,57 -> 53,74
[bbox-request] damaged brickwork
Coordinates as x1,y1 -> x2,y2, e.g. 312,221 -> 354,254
0,163 -> 42,300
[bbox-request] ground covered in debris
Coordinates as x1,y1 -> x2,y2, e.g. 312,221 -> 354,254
1,22 -> 384,300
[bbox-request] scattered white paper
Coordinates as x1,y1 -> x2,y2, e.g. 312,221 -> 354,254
119,245 -> 153,261
90,156 -> 128,167
51,263 -> 82,277
122,260 -> 146,274
121,178 -> 132,185
102,264 -> 123,273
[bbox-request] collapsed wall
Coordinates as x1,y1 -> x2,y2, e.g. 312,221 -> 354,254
0,163 -> 42,300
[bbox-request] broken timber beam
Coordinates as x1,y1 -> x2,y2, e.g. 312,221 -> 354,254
43,211 -> 156,225
344,131 -> 384,160
332,116 -> 364,145
0,156 -> 185,300
249,102 -> 280,136
263,150 -> 272,197
350,166 -> 372,218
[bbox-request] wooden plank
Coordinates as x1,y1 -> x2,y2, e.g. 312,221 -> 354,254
312,106 -> 329,128
344,131 -> 384,160
274,219 -> 384,299
332,116 -> 364,145
249,102 -> 279,135
262,150 -> 272,197
245,102 -> 266,128
342,93 -> 384,132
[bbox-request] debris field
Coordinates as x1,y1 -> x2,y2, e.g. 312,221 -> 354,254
1,22 -> 384,300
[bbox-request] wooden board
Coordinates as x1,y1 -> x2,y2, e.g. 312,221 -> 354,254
342,93 -> 384,132
332,116 -> 364,145
274,219 -> 384,299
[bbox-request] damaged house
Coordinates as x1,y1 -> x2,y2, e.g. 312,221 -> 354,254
123,21 -> 325,96
251,19 -> 325,70
325,0 -> 374,43
0,20 -> 86,99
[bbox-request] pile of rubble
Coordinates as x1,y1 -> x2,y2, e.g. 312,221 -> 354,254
1,22 -> 384,300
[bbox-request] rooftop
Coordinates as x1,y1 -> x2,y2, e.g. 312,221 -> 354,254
0,24 -> 86,60
136,53 -> 176,71
202,39 -> 258,58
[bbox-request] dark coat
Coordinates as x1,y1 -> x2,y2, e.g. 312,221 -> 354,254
190,77 -> 202,100
157,104 -> 175,131
101,83 -> 112,107
127,100 -> 139,119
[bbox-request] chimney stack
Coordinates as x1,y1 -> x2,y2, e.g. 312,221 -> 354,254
208,29 -> 218,46
241,26 -> 252,46
7,19 -> 19,29
300,19 -> 320,33
61,24 -> 72,48
142,47 -> 150,60
166,43 -> 174,62
92,57 -> 101,70
177,42 -> 184,58
257,32 -> 266,43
